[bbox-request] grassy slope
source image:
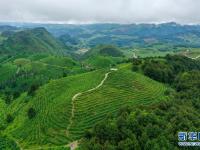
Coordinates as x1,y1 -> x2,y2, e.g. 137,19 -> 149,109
1,63 -> 168,149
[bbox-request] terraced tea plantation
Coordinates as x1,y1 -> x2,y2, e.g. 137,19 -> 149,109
68,65 -> 168,140
2,64 -> 169,149
3,69 -> 106,149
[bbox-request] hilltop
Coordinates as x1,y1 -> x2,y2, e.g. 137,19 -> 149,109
82,45 -> 125,69
83,45 -> 124,58
0,27 -> 66,55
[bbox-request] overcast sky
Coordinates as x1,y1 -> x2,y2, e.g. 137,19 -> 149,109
0,0 -> 200,24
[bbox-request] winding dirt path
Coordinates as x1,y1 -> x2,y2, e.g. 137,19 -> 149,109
18,70 -> 117,150
66,71 -> 112,136
65,71 -> 116,150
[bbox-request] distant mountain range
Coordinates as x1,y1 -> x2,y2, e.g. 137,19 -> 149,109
1,22 -> 200,55
1,22 -> 200,49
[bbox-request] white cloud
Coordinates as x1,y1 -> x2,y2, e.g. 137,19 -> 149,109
0,0 -> 200,24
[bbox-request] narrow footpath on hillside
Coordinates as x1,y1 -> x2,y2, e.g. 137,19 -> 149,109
66,71 -> 113,134
66,71 -> 115,150
23,69 -> 117,150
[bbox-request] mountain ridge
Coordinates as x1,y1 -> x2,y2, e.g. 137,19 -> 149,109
0,27 -> 67,55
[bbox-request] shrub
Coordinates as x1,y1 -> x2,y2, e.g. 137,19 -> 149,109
5,95 -> 12,104
28,84 -> 39,96
28,107 -> 36,119
6,114 -> 14,123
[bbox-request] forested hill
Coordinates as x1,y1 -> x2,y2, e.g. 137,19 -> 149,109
82,45 -> 124,59
0,27 -> 66,55
80,55 -> 200,150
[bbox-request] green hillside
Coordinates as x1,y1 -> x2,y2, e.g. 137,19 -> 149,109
0,55 -> 84,106
68,64 -> 168,140
83,55 -> 124,69
1,63 -> 168,149
83,45 -> 124,58
0,28 -> 66,55
80,56 -> 200,150
3,70 -> 106,149
82,45 -> 125,69
39,56 -> 77,68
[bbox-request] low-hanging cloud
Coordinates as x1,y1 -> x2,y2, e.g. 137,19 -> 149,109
0,0 -> 200,24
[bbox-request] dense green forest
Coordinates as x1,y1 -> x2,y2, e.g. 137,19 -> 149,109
80,55 -> 200,150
